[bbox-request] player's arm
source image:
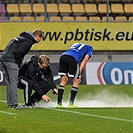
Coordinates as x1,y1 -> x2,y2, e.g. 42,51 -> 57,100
27,63 -> 44,97
80,54 -> 90,72
44,66 -> 57,90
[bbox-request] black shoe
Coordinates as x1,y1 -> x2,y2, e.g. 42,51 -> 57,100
31,100 -> 40,107
31,97 -> 39,107
8,104 -> 22,109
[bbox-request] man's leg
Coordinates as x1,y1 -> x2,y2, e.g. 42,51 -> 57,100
18,77 -> 33,106
31,79 -> 51,105
68,78 -> 80,107
57,76 -> 68,106
2,62 -> 19,106
57,85 -> 64,105
69,86 -> 78,105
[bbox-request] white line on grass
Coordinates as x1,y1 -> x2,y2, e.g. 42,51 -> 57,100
0,100 -> 17,115
0,110 -> 17,115
47,108 -> 133,123
0,99 -> 132,122
0,100 -> 7,103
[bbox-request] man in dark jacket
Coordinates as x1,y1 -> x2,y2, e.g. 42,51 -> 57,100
0,29 -> 44,108
18,55 -> 58,108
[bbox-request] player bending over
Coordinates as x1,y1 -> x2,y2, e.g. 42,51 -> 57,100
57,43 -> 93,108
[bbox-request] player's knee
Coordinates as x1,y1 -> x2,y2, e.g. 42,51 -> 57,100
73,78 -> 80,86
60,76 -> 68,85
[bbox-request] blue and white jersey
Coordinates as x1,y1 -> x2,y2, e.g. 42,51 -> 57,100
62,43 -> 93,63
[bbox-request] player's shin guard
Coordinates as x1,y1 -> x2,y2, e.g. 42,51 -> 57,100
57,85 -> 64,105
69,86 -> 78,104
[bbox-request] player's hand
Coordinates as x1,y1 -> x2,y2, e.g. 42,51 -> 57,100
53,88 -> 58,95
73,78 -> 81,87
77,73 -> 81,79
42,95 -> 51,102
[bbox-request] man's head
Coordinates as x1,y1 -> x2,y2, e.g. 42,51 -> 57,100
37,55 -> 50,69
32,29 -> 45,43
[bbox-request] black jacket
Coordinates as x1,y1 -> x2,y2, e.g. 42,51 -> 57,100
0,31 -> 37,67
18,55 -> 57,97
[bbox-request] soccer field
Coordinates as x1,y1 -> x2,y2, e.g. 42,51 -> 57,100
0,85 -> 132,133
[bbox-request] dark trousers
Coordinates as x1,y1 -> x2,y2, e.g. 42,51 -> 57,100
18,77 -> 51,105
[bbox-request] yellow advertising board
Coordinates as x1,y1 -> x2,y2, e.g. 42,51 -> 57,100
0,22 -> 133,50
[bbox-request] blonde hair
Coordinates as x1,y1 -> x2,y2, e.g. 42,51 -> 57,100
38,55 -> 50,65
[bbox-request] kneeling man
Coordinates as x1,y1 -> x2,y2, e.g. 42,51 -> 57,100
18,55 -> 58,108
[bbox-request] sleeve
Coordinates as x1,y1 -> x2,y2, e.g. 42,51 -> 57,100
87,46 -> 93,57
26,63 -> 44,97
43,66 -> 57,90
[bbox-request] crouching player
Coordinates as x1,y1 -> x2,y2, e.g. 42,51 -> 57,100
18,55 -> 58,108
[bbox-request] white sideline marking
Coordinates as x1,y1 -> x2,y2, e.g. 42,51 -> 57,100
0,100 -> 17,115
0,110 -> 17,115
47,108 -> 133,123
0,100 -> 7,103
0,99 -> 132,122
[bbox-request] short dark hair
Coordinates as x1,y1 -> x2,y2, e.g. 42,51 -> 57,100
32,29 -> 45,40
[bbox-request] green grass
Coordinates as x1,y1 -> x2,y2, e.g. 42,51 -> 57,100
0,85 -> 133,133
